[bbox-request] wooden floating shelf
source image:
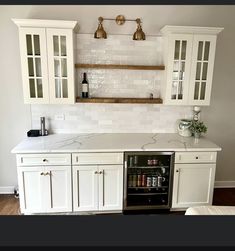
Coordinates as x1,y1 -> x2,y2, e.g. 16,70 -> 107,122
75,63 -> 165,71
76,97 -> 163,104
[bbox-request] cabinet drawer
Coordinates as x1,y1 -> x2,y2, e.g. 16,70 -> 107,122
17,153 -> 71,166
72,153 -> 123,165
175,152 -> 217,163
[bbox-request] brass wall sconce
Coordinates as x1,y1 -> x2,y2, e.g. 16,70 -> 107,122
94,15 -> 146,40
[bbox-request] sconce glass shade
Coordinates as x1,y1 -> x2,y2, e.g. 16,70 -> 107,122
94,23 -> 107,39
133,23 -> 146,40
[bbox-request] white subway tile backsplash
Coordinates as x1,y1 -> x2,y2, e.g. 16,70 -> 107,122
31,33 -> 193,133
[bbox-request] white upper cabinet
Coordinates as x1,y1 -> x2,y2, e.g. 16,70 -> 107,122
12,19 -> 77,104
160,26 -> 223,106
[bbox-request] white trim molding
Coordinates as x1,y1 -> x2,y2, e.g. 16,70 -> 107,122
12,18 -> 78,29
214,181 -> 235,188
0,186 -> 15,194
160,25 -> 224,35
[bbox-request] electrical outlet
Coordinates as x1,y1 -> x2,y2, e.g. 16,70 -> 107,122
54,114 -> 65,120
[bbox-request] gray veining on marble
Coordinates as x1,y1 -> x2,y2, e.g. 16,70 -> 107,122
11,133 -> 222,154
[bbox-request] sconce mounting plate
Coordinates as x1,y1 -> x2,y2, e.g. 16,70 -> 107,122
115,15 -> 125,25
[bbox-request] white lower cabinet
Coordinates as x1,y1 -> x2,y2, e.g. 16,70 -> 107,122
18,165 -> 72,214
172,153 -> 216,209
73,165 -> 123,212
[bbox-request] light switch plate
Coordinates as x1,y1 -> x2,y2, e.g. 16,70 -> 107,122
54,114 -> 65,120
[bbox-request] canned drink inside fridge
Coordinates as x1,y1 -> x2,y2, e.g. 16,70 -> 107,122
141,174 -> 146,187
132,175 -> 137,187
152,176 -> 157,187
128,175 -> 133,187
137,174 -> 142,187
146,177 -> 152,187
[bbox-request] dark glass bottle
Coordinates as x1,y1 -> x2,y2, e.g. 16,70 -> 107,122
82,72 -> 89,98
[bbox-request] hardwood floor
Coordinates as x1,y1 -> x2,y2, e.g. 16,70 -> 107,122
1,188 -> 235,215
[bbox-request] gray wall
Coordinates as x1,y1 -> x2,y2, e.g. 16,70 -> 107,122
0,5 -> 234,188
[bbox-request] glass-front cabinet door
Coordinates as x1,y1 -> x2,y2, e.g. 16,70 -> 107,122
189,35 -> 217,106
46,29 -> 75,104
165,34 -> 193,105
19,28 -> 49,104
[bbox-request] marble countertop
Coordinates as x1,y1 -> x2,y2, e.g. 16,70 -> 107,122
11,133 -> 222,153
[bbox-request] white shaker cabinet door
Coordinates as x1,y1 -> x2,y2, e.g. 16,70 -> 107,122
172,163 -> 216,209
165,34 -> 193,105
19,27 -> 49,104
73,165 -> 99,212
17,166 -> 46,214
98,165 -> 123,211
188,35 -> 217,106
46,28 -> 75,104
44,166 -> 72,213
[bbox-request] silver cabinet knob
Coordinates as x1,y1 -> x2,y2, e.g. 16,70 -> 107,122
43,159 -> 47,162
40,172 -> 44,175
94,171 -> 98,174
195,156 -> 199,159
99,171 -> 103,174
176,170 -> 179,172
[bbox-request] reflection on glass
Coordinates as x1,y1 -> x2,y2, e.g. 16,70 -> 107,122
60,36 -> 67,56
28,58 -> 34,76
173,61 -> 179,72
29,79 -> 36,98
54,59 -> 60,77
178,81 -> 183,100
61,58 -> 67,77
181,41 -> 187,60
171,81 -> 178,100
194,82 -> 200,100
180,62 -> 185,80
197,41 -> 203,60
196,62 -> 201,80
204,42 -> 210,61
55,79 -> 61,98
173,71 -> 179,80
33,35 -> 40,55
202,62 -> 208,80
35,58 -> 42,77
53,36 -> 59,56
37,79 -> 43,98
26,35 -> 32,55
62,79 -> 68,98
200,82 -> 206,100
174,40 -> 180,60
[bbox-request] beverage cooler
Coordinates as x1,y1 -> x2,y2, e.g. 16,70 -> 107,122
123,152 -> 175,210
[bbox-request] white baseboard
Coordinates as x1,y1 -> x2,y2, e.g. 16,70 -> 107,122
214,181 -> 235,188
0,186 -> 15,194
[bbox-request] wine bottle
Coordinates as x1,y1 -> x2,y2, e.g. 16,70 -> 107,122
82,72 -> 89,98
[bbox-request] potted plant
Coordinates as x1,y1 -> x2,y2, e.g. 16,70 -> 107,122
189,120 -> 207,138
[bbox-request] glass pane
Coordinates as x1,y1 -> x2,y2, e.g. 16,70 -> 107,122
60,36 -> 67,56
204,42 -> 210,61
35,58 -> 42,77
171,81 -> 178,100
197,41 -> 203,60
28,58 -> 34,77
26,35 -> 32,55
174,40 -> 180,60
55,79 -> 61,98
29,79 -> 36,98
202,62 -> 208,80
196,62 -> 201,80
173,71 -> 178,80
179,62 -> 185,80
37,79 -> 43,98
178,81 -> 183,100
61,58 -> 67,77
53,36 -> 59,56
200,82 -> 206,100
181,40 -> 187,60
54,59 -> 60,77
173,61 -> 179,71
194,82 -> 200,100
62,79 -> 68,98
33,35 -> 40,55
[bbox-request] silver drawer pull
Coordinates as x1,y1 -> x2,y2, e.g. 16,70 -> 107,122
43,159 -> 48,162
195,156 -> 199,159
